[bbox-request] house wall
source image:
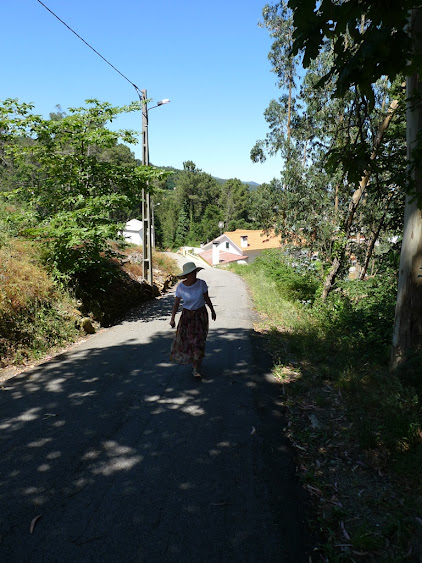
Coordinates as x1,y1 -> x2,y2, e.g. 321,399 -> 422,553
123,230 -> 143,246
202,234 -> 284,265
213,238 -> 241,256
210,244 -> 269,264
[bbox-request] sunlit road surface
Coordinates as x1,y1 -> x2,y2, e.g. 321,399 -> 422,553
0,255 -> 310,562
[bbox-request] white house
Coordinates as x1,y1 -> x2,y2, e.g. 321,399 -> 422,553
198,229 -> 284,266
122,219 -> 143,246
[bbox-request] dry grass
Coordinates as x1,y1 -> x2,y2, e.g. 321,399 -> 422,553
0,240 -> 54,313
118,245 -> 179,279
0,239 -> 80,366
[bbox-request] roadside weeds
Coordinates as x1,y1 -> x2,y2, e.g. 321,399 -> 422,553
254,318 -> 422,562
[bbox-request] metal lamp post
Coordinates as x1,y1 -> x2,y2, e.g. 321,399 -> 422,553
141,89 -> 170,285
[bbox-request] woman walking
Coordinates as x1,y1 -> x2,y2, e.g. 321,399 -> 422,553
170,262 -> 216,378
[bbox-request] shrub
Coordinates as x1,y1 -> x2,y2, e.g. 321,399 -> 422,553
251,249 -> 320,304
0,239 -> 80,366
312,273 -> 397,362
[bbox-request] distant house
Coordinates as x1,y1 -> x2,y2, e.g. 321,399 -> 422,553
198,229 -> 283,266
122,219 -> 143,246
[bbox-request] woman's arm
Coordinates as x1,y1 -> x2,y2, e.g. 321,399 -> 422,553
170,296 -> 182,328
204,291 -> 216,321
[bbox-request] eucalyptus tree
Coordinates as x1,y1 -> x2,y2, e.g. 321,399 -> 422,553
252,8 -> 352,258
261,2 -> 298,147
254,2 -> 407,302
288,0 -> 422,368
303,54 -> 404,277
317,76 -> 406,299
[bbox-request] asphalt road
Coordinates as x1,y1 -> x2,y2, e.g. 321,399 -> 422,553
0,255 -> 311,562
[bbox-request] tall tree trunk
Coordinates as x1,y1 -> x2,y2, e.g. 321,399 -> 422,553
391,9 -> 422,370
321,97 -> 400,301
287,77 -> 292,144
302,139 -> 308,166
359,196 -> 393,280
334,183 -> 339,215
321,181 -> 366,300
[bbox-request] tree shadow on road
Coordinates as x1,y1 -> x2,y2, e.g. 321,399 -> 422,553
123,292 -> 176,324
0,308 -> 311,562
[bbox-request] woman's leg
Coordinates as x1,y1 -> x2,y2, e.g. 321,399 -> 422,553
193,307 -> 209,378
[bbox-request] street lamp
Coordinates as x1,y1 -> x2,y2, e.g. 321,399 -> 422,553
141,89 -> 170,285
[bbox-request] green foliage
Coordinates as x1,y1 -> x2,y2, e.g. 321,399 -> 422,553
310,273 -> 398,362
249,179 -> 283,231
253,3 -> 407,295
231,252 -> 421,492
154,190 -> 179,249
174,201 -> 190,248
154,162 -> 257,248
249,249 -> 320,303
232,251 -> 420,449
0,98 -> 169,281
0,204 -> 13,247
219,178 -> 251,229
70,257 -> 155,327
234,248 -> 397,365
0,227 -> 175,365
289,0 -> 415,103
192,204 -> 222,242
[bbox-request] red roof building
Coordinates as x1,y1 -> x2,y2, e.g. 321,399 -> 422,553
198,229 -> 283,266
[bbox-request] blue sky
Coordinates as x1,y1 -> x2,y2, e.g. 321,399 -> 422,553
2,0 -> 283,184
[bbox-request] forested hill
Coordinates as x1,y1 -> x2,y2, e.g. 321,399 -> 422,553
154,164 -> 260,191
215,178 -> 260,191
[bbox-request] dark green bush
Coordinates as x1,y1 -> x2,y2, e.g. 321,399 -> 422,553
310,273 -> 398,363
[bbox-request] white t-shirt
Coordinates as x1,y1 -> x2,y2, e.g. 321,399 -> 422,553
175,279 -> 208,311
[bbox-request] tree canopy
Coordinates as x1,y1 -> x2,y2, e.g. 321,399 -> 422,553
255,0 -> 422,368
0,99 -> 167,282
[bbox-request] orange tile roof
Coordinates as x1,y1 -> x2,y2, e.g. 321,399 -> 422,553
224,229 -> 282,251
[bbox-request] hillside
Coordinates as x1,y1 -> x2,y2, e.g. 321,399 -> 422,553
213,177 -> 260,190
154,164 -> 260,190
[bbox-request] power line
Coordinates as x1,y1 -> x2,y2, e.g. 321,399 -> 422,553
36,0 -> 142,97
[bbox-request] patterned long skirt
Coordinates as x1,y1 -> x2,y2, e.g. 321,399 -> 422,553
170,306 -> 209,365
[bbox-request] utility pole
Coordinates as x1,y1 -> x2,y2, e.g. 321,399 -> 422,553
141,89 -> 153,286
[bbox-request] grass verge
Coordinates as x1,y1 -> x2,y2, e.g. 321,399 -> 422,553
230,260 -> 422,562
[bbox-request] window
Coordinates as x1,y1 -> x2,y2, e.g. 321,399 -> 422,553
225,242 -> 229,249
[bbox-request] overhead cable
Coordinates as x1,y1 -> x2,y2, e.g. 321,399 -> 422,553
36,0 -> 142,96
